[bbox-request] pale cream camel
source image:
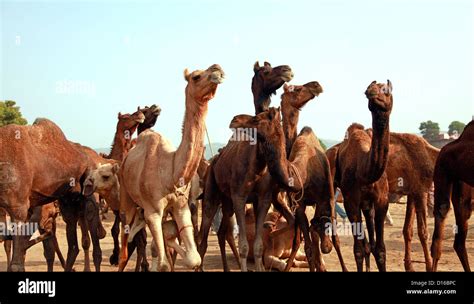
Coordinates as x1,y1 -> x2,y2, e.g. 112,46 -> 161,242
118,64 -> 225,272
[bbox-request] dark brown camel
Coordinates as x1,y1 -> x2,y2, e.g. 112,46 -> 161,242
252,61 -> 293,114
335,80 -> 393,272
327,133 -> 439,271
0,118 -> 106,271
431,120 -> 474,272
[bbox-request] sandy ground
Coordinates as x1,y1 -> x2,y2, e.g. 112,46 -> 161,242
0,202 -> 472,272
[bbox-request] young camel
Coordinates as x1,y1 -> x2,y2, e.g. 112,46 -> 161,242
118,64 -> 225,272
335,80 -> 393,272
431,120 -> 474,272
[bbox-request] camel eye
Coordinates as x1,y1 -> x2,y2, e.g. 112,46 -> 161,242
102,175 -> 111,181
192,74 -> 201,81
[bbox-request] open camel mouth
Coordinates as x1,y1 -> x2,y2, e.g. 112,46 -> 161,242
210,71 -> 225,84
281,71 -> 294,82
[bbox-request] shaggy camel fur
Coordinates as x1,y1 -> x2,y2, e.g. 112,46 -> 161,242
335,80 -> 393,272
118,64 -> 225,272
431,120 -> 474,272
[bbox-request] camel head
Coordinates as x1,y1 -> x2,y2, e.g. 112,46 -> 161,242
282,81 -> 323,110
117,108 -> 145,134
229,107 -> 283,144
365,80 -> 393,113
138,104 -> 161,130
83,163 -> 120,197
252,61 -> 294,113
184,64 -> 225,104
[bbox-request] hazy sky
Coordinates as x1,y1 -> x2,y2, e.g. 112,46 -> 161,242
1,0 -> 472,149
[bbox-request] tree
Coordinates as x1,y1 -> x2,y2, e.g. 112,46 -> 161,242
0,100 -> 27,127
448,121 -> 465,136
419,120 -> 440,141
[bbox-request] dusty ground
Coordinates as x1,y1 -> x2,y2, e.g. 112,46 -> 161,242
0,202 -> 472,272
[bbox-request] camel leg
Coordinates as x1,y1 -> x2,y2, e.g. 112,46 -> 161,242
110,210 -> 121,266
362,207 -> 374,272
189,200 -> 199,243
283,226 -> 301,272
226,227 -> 240,269
373,201 -> 388,272
414,192 -> 432,272
295,205 -> 315,272
60,201 -> 80,272
197,197 -> 219,271
4,239 -> 12,271
347,208 -> 365,272
232,195 -> 250,272
85,200 -> 103,273
144,203 -> 170,272
430,173 -> 452,272
43,237 -> 56,272
331,224 -> 348,272
78,217 -> 91,272
8,205 -> 29,272
52,220 -> 66,270
136,229 -> 149,272
253,197 -> 272,272
217,202 -> 232,272
452,183 -> 472,272
118,185 -> 137,272
309,226 -> 326,272
171,198 -> 201,269
402,195 -> 416,271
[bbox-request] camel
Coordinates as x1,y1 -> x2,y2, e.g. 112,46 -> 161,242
0,118 -> 107,271
198,62 -> 293,272
101,109 -> 145,162
327,133 -> 439,271
252,61 -> 293,114
335,80 -> 393,272
118,64 -> 225,272
1,203 -> 66,272
244,207 -> 308,271
431,120 -> 474,272
278,82 -> 346,272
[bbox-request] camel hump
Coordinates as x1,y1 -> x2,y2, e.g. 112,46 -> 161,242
31,118 -> 68,142
299,126 -> 313,136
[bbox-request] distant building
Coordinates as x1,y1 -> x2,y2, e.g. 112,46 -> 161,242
428,131 -> 458,148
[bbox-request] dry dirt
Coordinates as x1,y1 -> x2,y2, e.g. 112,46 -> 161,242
0,202 -> 472,272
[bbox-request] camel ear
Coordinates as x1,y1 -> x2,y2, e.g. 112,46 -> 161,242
112,163 -> 120,174
264,61 -> 271,68
283,83 -> 289,92
184,69 -> 191,82
253,61 -> 260,72
117,112 -> 122,118
371,80 -> 377,85
387,80 -> 392,93
137,106 -> 141,111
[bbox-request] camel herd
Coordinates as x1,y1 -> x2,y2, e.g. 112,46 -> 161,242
0,62 -> 472,272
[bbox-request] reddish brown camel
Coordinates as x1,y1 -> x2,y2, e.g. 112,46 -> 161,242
252,61 -> 294,114
335,80 -> 393,272
0,118 -> 107,271
431,120 -> 474,272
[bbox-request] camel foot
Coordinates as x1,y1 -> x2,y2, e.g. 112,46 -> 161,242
9,263 -> 25,272
109,253 -> 119,266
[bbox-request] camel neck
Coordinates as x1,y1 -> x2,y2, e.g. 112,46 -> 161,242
109,129 -> 128,162
173,95 -> 208,186
254,93 -> 272,114
363,110 -> 391,184
281,103 -> 300,157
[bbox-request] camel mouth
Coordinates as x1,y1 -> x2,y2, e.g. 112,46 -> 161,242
281,71 -> 294,82
304,82 -> 324,96
152,107 -> 161,115
210,71 -> 225,84
82,181 -> 96,197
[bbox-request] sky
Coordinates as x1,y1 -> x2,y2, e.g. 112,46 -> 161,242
1,0 -> 473,149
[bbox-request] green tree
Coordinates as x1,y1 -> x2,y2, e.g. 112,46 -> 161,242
0,100 -> 27,127
419,120 -> 440,141
448,121 -> 465,136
